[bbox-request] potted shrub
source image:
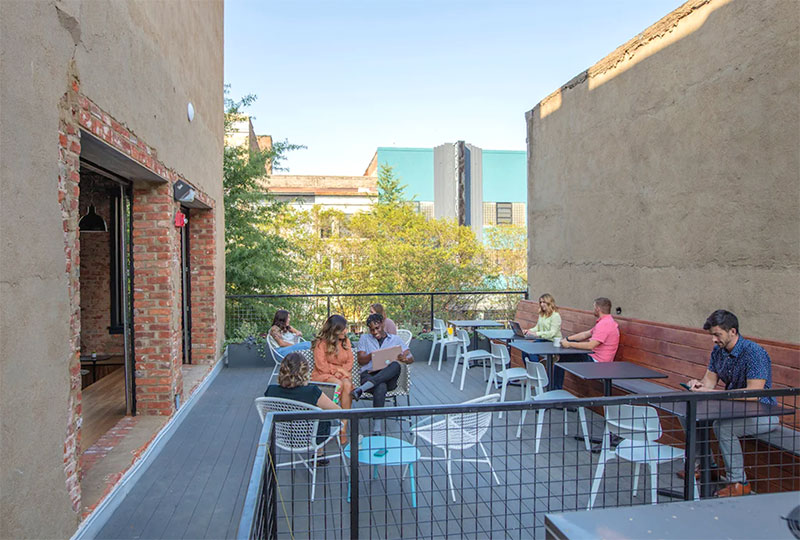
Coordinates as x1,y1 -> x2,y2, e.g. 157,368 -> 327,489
224,322 -> 269,367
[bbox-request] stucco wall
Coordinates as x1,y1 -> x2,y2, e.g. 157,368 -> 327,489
526,0 -> 799,343
0,1 -> 223,537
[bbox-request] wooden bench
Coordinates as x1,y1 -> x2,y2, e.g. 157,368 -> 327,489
511,299 -> 800,493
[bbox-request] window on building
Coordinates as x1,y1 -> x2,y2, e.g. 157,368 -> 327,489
496,202 -> 513,225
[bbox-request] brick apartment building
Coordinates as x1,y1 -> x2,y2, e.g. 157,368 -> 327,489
0,2 -> 225,537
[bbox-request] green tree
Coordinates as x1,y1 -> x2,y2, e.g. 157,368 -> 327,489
375,163 -> 410,205
224,91 -> 303,295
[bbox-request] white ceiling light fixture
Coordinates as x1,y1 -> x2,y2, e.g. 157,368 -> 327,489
187,102 -> 195,122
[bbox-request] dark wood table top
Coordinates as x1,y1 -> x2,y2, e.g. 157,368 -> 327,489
653,398 -> 794,422
544,491 -> 798,540
476,329 -> 517,341
555,361 -> 668,381
510,341 -> 590,356
448,320 -> 504,328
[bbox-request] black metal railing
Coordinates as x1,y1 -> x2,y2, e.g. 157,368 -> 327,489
238,386 -> 799,539
226,290 -> 528,339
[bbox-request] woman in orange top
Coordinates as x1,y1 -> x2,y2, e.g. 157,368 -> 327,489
312,314 -> 354,410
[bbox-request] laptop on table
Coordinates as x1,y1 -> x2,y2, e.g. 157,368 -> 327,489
509,321 -> 536,340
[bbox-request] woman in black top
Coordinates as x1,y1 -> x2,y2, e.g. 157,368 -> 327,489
264,352 -> 340,451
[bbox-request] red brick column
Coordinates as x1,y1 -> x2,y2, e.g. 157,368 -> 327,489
57,81 -> 84,513
131,185 -> 183,415
188,208 -> 217,364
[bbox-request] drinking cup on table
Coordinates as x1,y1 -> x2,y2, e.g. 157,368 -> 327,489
553,338 -> 562,348
447,326 -> 453,336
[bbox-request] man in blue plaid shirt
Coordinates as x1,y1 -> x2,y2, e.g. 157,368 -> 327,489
687,310 -> 779,497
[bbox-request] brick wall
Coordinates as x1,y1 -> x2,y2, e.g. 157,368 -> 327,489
56,76 -> 219,513
131,184 -> 183,415
188,208 -> 217,364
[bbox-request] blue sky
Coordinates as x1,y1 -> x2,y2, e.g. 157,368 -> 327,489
224,0 -> 684,175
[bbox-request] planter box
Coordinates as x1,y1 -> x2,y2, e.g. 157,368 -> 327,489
409,337 -> 432,362
225,342 -> 271,368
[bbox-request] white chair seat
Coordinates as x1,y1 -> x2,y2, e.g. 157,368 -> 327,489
612,440 -> 685,464
588,404 -> 698,509
516,361 -> 591,452
535,390 -> 580,402
450,331 -> 494,390
410,394 -> 501,501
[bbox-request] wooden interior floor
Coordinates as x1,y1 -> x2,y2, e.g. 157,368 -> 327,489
81,366 -> 126,452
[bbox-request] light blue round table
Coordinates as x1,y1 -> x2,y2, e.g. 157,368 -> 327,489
343,435 -> 420,507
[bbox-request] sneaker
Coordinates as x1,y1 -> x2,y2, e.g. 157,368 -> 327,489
716,482 -> 751,497
351,387 -> 364,400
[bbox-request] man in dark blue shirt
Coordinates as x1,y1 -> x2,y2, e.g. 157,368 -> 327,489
687,310 -> 779,497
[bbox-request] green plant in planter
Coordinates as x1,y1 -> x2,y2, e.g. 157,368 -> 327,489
224,321 -> 269,359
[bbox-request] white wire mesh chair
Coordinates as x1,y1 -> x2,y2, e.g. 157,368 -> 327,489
254,396 -> 347,502
350,349 -> 412,407
267,334 -> 307,383
409,393 -> 501,501
450,328 -> 493,391
428,318 -> 460,371
485,342 -> 528,418
588,404 -> 698,509
516,361 -> 591,453
397,329 -> 413,348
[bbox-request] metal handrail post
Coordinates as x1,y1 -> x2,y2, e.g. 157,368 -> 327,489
683,399 -> 697,501
349,419 -> 360,539
269,423 -> 278,539
430,293 -> 434,333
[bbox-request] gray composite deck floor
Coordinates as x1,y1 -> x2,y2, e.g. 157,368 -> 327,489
96,349 -> 690,539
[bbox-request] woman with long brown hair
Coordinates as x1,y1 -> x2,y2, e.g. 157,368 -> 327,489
269,309 -> 311,356
311,314 -> 354,410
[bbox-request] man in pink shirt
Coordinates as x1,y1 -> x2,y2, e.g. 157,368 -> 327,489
550,297 -> 620,390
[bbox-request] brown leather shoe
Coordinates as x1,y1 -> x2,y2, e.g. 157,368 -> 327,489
716,482 -> 751,497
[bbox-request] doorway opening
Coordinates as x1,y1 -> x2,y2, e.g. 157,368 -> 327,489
78,162 -> 134,452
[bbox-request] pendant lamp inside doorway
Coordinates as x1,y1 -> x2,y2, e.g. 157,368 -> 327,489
79,175 -> 108,233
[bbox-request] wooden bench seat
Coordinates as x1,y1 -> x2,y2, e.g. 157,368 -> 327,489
511,299 -> 800,493
612,379 -> 678,395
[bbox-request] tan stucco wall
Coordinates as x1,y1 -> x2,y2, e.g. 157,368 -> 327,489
0,1 -> 224,537
526,0 -> 800,343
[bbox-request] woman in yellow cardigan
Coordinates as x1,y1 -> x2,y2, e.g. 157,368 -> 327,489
524,293 -> 562,341
523,293 -> 564,386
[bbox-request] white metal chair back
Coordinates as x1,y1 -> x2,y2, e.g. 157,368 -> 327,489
397,329 -> 413,347
298,348 -> 316,381
605,404 -> 662,442
254,396 -> 320,454
351,349 -> 412,406
525,360 -> 549,396
456,328 -> 470,351
433,318 -> 447,338
415,394 -> 499,450
266,334 -> 284,361
490,342 -> 510,373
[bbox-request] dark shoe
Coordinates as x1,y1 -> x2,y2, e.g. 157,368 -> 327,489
351,387 -> 363,400
677,466 -> 720,481
677,468 -> 700,481
566,407 -> 577,413
716,482 -> 751,497
314,454 -> 330,466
